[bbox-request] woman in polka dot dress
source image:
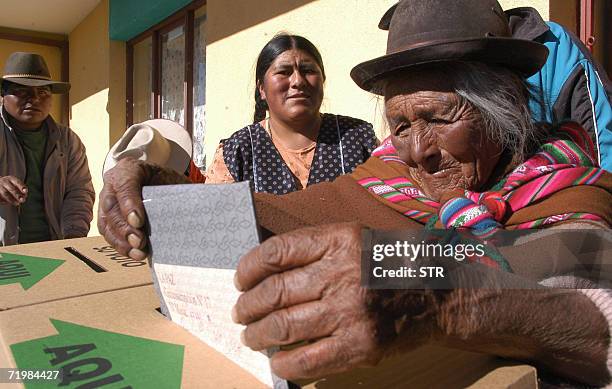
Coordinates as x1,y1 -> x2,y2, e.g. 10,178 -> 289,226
205,34 -> 379,194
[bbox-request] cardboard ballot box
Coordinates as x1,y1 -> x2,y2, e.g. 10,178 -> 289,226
0,236 -> 152,311
0,285 -> 267,389
299,347 -> 536,389
0,285 -> 536,389
140,183 -> 538,389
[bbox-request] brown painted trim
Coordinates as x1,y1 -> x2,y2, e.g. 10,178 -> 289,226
0,32 -> 66,48
184,10 -> 194,135
129,31 -> 152,46
157,14 -> 186,36
152,30 -> 160,118
164,13 -> 190,33
126,44 -> 134,127
579,0 -> 595,51
575,0 -> 581,36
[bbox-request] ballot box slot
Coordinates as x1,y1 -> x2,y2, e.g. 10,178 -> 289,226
64,247 -> 107,272
155,307 -> 167,317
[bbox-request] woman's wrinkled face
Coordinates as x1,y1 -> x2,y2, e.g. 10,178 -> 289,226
385,69 -> 502,201
259,49 -> 324,122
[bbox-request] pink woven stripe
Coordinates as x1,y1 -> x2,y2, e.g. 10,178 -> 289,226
556,140 -> 583,165
465,191 -> 481,202
514,213 -> 605,229
584,169 -> 603,185
357,124 -> 605,231
357,177 -> 381,186
385,192 -> 410,203
503,163 -> 573,191
419,198 -> 440,208
371,138 -> 396,157
403,210 -> 432,221
379,155 -> 406,164
386,177 -> 412,186
508,167 -> 596,209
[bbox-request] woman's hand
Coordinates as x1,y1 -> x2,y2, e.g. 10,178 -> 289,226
98,158 -> 149,260
0,176 -> 27,206
232,223 -> 610,385
232,223 -> 436,380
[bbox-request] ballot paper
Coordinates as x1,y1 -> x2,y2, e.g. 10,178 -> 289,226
143,182 -> 288,389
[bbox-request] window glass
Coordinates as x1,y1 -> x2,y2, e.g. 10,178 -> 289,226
127,4 -> 208,165
193,6 -> 207,168
161,25 -> 186,126
132,37 -> 153,123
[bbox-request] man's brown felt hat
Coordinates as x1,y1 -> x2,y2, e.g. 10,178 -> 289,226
350,0 -> 549,94
1,52 -> 70,94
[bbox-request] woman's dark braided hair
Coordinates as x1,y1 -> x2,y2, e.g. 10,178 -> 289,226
253,33 -> 326,123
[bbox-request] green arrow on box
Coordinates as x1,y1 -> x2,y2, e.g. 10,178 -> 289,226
0,253 -> 64,290
11,319 -> 184,388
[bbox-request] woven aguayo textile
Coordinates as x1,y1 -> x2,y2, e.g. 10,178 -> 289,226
352,122 -> 612,237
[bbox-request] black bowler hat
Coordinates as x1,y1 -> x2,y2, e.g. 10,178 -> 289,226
1,52 -> 70,94
350,0 -> 549,94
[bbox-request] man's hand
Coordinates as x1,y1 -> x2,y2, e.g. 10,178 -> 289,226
0,176 -> 27,206
232,223 -> 435,380
98,159 -> 149,260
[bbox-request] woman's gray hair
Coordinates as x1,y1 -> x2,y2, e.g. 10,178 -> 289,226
444,61 -> 544,162
383,61 -> 545,162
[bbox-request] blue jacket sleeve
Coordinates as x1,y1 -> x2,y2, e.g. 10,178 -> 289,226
527,21 -> 612,171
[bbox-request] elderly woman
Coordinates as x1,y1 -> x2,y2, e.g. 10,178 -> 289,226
99,0 -> 612,386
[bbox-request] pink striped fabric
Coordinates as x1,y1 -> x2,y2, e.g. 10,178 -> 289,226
360,123 -> 608,231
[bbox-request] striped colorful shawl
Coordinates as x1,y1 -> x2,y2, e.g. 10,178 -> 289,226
352,122 -> 610,238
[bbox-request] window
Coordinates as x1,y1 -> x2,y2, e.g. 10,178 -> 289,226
160,24 -> 186,125
131,37 -> 152,123
193,6 -> 206,168
551,0 -> 611,76
126,1 -> 206,167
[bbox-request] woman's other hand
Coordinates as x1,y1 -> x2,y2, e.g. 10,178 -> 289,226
98,158 -> 149,260
232,222 -> 610,385
232,223 -> 436,380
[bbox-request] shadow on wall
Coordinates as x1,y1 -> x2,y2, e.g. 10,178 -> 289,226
207,0 -> 316,44
67,0 -> 119,112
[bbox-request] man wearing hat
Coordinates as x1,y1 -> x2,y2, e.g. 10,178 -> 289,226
0,52 -> 94,245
